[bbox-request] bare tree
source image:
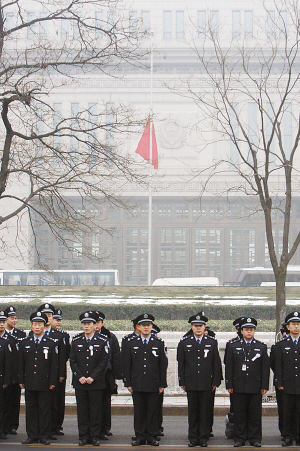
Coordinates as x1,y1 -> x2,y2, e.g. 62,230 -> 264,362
173,0 -> 300,330
0,0 -> 147,266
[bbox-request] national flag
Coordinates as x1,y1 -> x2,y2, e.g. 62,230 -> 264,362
135,115 -> 158,169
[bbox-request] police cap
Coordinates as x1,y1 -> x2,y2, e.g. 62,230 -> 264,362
79,311 -> 98,323
4,306 -> 17,317
188,313 -> 208,325
136,313 -> 155,324
0,310 -> 8,321
285,311 -> 300,323
240,317 -> 257,328
53,309 -> 62,320
233,317 -> 245,327
152,323 -> 161,334
38,303 -> 55,314
30,311 -> 48,323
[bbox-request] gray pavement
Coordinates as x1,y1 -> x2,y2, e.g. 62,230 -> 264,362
0,414 -> 294,449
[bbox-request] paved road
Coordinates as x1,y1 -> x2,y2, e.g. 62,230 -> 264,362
0,414 -> 296,449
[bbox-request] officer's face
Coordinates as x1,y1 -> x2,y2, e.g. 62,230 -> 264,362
287,321 -> 300,337
241,327 -> 255,341
31,321 -> 45,337
0,320 -> 7,332
45,312 -> 53,325
139,322 -> 153,337
94,320 -> 103,332
52,318 -> 61,329
82,321 -> 94,336
7,315 -> 17,329
191,324 -> 205,337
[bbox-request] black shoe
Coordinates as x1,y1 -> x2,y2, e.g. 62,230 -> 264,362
157,431 -> 164,437
99,433 -> 108,440
147,439 -> 159,446
282,439 -> 293,447
234,442 -> 245,447
55,430 -> 64,436
0,433 -> 7,440
132,439 -> 146,446
22,437 -> 37,444
188,441 -> 198,447
156,436 -> 161,441
105,430 -> 113,436
48,435 -> 57,440
79,439 -> 88,446
10,429 -> 17,435
91,438 -> 100,446
199,442 -> 208,447
251,443 -> 261,448
39,438 -> 50,445
209,432 -> 214,437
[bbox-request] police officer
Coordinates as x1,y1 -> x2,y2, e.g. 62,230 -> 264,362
0,310 -> 13,440
69,311 -> 109,447
122,313 -> 168,446
51,308 -> 70,436
177,313 -> 222,447
3,306 -> 26,436
152,323 -> 165,438
273,311 -> 300,446
225,317 -> 269,447
19,311 -> 58,445
93,311 -> 122,439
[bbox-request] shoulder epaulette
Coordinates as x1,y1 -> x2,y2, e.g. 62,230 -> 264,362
151,335 -> 163,342
44,336 -> 57,343
16,327 -> 25,332
181,335 -> 191,341
72,334 -> 83,341
97,335 -> 108,342
73,332 -> 84,338
19,336 -> 28,342
252,339 -> 266,346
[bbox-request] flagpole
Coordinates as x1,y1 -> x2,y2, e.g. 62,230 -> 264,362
147,33 -> 153,287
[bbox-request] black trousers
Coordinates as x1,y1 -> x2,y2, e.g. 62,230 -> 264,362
158,391 -> 164,431
232,392 -> 262,444
282,392 -> 300,441
187,390 -> 211,443
101,387 -> 111,433
0,388 -> 4,435
3,383 -> 21,432
275,387 -> 284,435
132,391 -> 159,441
25,390 -> 52,440
51,380 -> 66,432
75,389 -> 103,440
208,390 -> 215,433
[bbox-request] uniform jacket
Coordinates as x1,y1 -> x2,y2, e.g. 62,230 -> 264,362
3,330 -> 20,382
224,335 -> 240,363
177,334 -> 222,391
19,336 -> 59,391
100,326 -> 122,381
29,327 -> 66,379
8,327 -> 26,340
0,336 -> 13,387
225,338 -> 270,393
273,335 -> 300,394
122,334 -> 168,392
69,334 -> 109,390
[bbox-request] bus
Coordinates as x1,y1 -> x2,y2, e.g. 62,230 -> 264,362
226,266 -> 300,286
0,269 -> 120,286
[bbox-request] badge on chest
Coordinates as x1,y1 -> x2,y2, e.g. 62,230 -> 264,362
43,347 -> 49,359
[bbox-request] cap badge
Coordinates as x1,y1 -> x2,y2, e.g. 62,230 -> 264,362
247,318 -> 251,322
196,315 -> 200,320
144,314 -> 148,318
58,310 -> 61,314
0,311 -> 4,315
37,312 -> 41,316
10,307 -> 13,311
84,312 -> 89,317
295,312 -> 299,316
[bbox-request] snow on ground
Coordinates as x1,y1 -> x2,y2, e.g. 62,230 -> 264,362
0,293 -> 299,305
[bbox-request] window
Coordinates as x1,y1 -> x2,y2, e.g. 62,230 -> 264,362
61,14 -> 69,40
163,11 -> 172,39
279,10 -> 287,40
175,203 -> 189,218
27,12 -> 35,40
141,11 -> 150,37
210,11 -> 218,38
95,11 -> 103,38
284,103 -> 292,159
39,12 -> 47,39
129,10 -> 137,36
107,11 -> 115,29
198,11 -> 206,39
245,11 -> 253,39
230,103 -> 239,165
71,103 -> 79,165
158,203 -> 172,218
176,11 -> 184,39
73,13 -> 81,39
267,11 -> 275,37
232,11 -> 240,39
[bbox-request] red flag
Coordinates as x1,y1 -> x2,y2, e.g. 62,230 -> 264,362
135,115 -> 158,169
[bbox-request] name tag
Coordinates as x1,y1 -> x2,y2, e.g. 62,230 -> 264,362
89,345 -> 93,356
43,348 -> 49,359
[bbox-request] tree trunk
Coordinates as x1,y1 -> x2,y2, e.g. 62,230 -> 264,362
275,272 -> 287,333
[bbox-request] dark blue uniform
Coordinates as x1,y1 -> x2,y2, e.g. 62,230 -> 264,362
0,336 -> 13,438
